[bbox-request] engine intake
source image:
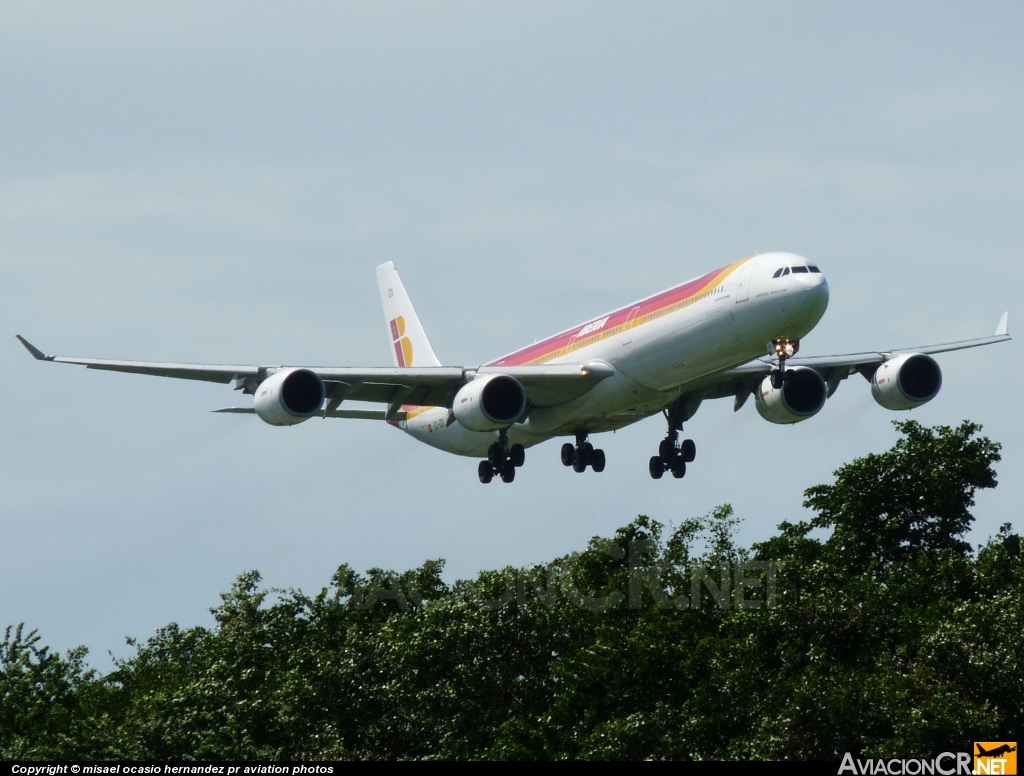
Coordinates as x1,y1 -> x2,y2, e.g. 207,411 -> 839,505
871,353 -> 942,410
755,366 -> 827,425
253,368 -> 325,426
453,374 -> 527,431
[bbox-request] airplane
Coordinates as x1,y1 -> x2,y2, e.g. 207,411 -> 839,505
977,744 -> 1016,758
17,252 -> 1011,484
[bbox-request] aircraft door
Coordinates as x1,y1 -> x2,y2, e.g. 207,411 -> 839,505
734,262 -> 755,303
622,306 -> 641,345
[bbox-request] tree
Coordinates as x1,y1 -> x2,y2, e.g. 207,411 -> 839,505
1,421 -> 1019,760
804,420 -> 1001,570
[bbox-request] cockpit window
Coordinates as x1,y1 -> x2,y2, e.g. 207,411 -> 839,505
772,268 -> 784,278
791,266 -> 809,273
808,265 -> 821,273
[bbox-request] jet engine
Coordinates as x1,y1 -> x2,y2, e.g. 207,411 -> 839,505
871,353 -> 942,410
253,368 -> 325,426
452,374 -> 527,431
755,366 -> 827,424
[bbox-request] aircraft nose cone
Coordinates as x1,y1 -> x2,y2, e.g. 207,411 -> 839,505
803,272 -> 829,319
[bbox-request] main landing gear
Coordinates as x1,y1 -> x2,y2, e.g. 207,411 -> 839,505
478,429 -> 525,484
649,399 -> 697,480
560,432 -> 606,474
649,429 -> 696,479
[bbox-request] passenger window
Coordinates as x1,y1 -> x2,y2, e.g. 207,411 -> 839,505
791,266 -> 809,273
809,265 -> 821,273
772,268 -> 784,278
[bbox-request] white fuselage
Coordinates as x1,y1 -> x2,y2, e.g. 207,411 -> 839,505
399,252 -> 829,457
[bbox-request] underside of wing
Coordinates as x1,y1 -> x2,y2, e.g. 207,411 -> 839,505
214,406 -> 404,421
16,335 -> 614,415
687,313 -> 1011,410
477,362 -> 615,407
16,336 -> 260,384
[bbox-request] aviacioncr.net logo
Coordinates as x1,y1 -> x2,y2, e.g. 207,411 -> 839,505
974,742 -> 1017,775
839,752 -> 973,775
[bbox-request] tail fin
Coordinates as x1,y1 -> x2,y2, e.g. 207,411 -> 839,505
376,262 -> 441,367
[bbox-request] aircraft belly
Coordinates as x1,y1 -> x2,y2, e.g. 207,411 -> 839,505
523,368 -> 664,436
401,406 -> 547,458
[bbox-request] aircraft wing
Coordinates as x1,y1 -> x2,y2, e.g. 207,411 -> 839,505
15,336 -> 613,411
691,313 -> 1011,406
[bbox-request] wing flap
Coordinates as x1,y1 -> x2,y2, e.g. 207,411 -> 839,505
213,407 -> 404,420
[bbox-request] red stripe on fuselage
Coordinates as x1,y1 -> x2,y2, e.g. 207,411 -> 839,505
485,259 -> 747,367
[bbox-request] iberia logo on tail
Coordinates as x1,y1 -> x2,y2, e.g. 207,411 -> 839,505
975,742 -> 1017,775
391,316 -> 413,367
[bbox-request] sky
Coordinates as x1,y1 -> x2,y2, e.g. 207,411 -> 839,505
2,1 -> 1021,667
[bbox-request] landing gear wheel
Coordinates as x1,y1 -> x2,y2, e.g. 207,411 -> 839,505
659,438 -> 675,460
487,442 -> 504,468
649,456 -> 664,479
560,443 -> 574,466
478,430 -> 524,482
564,432 -> 604,474
654,412 -> 694,481
573,449 -> 588,473
510,443 -> 526,468
681,439 -> 696,463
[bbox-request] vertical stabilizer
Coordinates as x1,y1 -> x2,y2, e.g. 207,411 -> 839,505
376,262 -> 441,367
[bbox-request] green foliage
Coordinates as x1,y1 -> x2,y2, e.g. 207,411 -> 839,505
0,625 -> 121,759
2,421 -> 1019,760
803,420 -> 1001,570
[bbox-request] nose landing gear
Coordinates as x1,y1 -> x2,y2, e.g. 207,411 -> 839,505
769,338 -> 800,389
478,429 -> 525,484
561,432 -> 606,474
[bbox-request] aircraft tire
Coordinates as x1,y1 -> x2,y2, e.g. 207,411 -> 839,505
659,438 -> 675,460
478,461 -> 493,484
573,450 -> 587,473
591,449 -> 606,472
682,439 -> 696,463
649,456 -> 664,479
560,443 -> 575,466
487,443 -> 504,468
510,443 -> 526,468
671,459 -> 686,479
500,463 -> 516,483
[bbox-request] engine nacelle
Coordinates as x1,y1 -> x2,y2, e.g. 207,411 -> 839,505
452,374 -> 527,431
755,366 -> 827,425
871,353 -> 942,410
253,368 -> 325,426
